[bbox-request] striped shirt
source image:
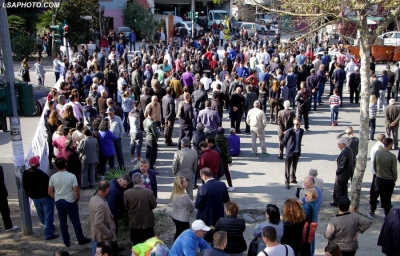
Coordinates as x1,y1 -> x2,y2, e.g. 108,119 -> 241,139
369,103 -> 377,119
329,95 -> 341,106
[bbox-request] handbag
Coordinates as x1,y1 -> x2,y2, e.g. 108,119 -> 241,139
302,204 -> 318,244
247,237 -> 259,256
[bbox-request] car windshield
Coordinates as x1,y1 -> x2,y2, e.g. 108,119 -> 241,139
214,12 -> 228,20
119,28 -> 130,32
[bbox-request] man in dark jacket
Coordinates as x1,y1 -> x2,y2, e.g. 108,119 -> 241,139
128,160 -> 157,198
106,175 -> 131,250
333,63 -> 346,106
371,74 -> 382,98
200,231 -> 230,256
349,67 -> 361,104
178,93 -> 194,149
230,87 -> 245,133
378,208 -> 400,255
277,100 -> 296,159
282,117 -> 304,189
331,138 -> 353,207
192,83 -> 209,130
306,68 -> 319,111
195,167 -> 230,242
162,86 -> 177,146
0,165 -> 18,232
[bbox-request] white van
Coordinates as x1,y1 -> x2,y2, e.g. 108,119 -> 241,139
379,31 -> 400,46
207,10 -> 229,29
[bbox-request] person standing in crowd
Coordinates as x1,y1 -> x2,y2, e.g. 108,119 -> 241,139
336,126 -> 359,181
89,180 -> 117,255
77,129 -> 98,189
48,158 -> 91,247
169,220 -> 211,255
143,107 -> 161,170
172,137 -> 198,199
215,201 -> 247,255
124,172 -> 157,246
378,208 -> 400,255
198,141 -> 221,179
384,98 -> 400,149
324,196 -> 372,256
215,127 -> 235,191
177,93 -> 194,149
129,101 -> 143,163
197,100 -> 220,137
281,199 -> 306,256
244,85 -> 258,132
227,128 -> 240,156
162,87 -> 177,146
98,118 -> 117,174
370,138 -> 397,218
282,117 -> 304,189
106,175 -> 130,251
369,95 -> 378,140
195,167 -> 230,242
246,100 -> 268,157
296,82 -> 311,131
193,122 -> 207,156
23,156 -> 57,240
331,138 -> 353,207
170,176 -> 195,240
277,100 -> 295,159
35,57 -> 46,86
332,63 -> 346,105
301,187 -> 319,256
257,226 -> 295,256
230,87 -> 245,133
253,204 -> 284,254
106,107 -> 125,168
329,89 -> 342,126
349,67 -> 361,104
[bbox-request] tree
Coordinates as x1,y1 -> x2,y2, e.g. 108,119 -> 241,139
123,2 -> 158,41
251,0 -> 400,212
36,10 -> 52,34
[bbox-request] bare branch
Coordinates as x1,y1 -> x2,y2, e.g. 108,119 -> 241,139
370,5 -> 400,42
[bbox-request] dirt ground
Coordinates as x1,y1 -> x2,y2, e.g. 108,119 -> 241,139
0,195 -> 393,256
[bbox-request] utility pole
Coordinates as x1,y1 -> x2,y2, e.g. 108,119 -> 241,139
0,0 -> 32,235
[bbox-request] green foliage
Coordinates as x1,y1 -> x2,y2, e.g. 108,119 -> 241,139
10,33 -> 36,59
58,0 -> 102,46
36,10 -> 53,34
8,15 -> 26,30
123,2 -> 158,41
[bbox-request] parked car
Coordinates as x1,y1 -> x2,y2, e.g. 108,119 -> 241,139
256,19 -> 279,33
379,31 -> 400,46
174,21 -> 203,38
239,22 -> 267,36
115,26 -> 132,41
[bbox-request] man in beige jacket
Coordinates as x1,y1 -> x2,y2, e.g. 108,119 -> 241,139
89,180 -> 117,255
246,100 -> 268,156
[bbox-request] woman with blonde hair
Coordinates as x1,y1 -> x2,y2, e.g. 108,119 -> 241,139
61,105 -> 78,129
369,94 -> 377,140
46,110 -> 61,169
215,201 -> 247,255
281,199 -> 306,255
20,57 -> 30,82
170,176 -> 194,240
301,188 -> 319,256
269,79 -> 281,123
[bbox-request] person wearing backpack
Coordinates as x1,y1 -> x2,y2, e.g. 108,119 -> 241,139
256,226 -> 295,256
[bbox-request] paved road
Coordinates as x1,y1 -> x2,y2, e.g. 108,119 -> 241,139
0,50 -> 395,255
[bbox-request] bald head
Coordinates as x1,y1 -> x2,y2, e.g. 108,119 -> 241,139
377,134 -> 386,143
303,176 -> 315,189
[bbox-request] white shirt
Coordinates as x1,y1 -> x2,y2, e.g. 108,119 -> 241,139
249,56 -> 258,70
59,101 -> 82,120
211,81 -> 226,92
257,244 -> 295,256
345,61 -> 357,74
117,77 -> 127,91
246,107 -> 267,130
49,171 -> 78,203
370,141 -> 384,174
264,52 -> 271,65
200,77 -> 212,91
164,53 -> 172,67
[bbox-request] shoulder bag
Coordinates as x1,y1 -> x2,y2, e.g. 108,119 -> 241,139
302,204 -> 318,244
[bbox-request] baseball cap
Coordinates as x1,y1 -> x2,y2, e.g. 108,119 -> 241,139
192,220 -> 211,231
105,107 -> 115,114
29,156 -> 40,167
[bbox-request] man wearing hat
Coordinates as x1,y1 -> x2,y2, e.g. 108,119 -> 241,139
106,107 -> 125,168
168,220 -> 211,255
23,156 -> 58,240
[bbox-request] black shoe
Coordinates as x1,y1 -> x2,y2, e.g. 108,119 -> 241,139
285,184 -> 290,189
290,180 -> 298,184
65,241 -> 71,247
78,237 -> 91,245
166,142 -> 177,146
277,155 -> 283,160
330,202 -> 337,207
81,186 -> 88,190
46,234 -> 59,240
193,184 -> 199,189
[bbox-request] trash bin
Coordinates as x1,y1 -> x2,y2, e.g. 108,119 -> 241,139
16,82 -> 35,116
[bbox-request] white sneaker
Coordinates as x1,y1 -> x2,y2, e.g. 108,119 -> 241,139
227,186 -> 235,192
5,226 -> 18,232
131,158 -> 137,163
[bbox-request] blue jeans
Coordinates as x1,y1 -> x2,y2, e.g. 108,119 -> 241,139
130,131 -> 143,158
33,197 -> 55,239
308,91 -> 318,110
130,42 -> 136,52
288,87 -> 297,108
330,106 -> 339,123
55,199 -> 85,245
317,83 -> 325,103
91,240 -> 97,256
123,112 -> 130,133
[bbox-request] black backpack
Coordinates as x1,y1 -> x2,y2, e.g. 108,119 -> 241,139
247,237 -> 259,256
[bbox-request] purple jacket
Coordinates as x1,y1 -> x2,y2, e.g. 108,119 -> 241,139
197,107 -> 220,131
228,134 -> 240,156
181,71 -> 195,87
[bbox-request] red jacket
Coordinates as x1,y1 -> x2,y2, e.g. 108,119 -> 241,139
99,38 -> 108,48
198,149 -> 220,175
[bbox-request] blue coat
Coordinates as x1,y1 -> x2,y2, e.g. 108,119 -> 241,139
98,130 -> 117,156
106,179 -> 126,220
303,200 -> 319,222
128,169 -> 158,199
195,179 -> 230,226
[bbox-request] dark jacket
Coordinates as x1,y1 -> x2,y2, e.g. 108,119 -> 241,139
193,130 -> 207,155
162,94 -> 176,120
215,216 -> 247,253
192,90 -> 208,110
282,127 -> 304,158
22,168 -> 51,199
128,169 -> 158,198
278,109 -> 295,135
179,102 -> 194,129
371,79 -> 382,97
61,116 -> 79,129
281,221 -> 305,256
378,208 -> 400,256
200,247 -> 229,256
106,179 -> 126,220
140,94 -> 152,112
336,146 -> 354,181
0,166 -> 7,197
195,179 -> 230,226
215,134 -> 231,164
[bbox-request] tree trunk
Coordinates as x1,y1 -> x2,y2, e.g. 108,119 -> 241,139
350,12 -> 370,213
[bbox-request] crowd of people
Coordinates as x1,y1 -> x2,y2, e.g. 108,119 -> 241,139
3,26 -> 400,256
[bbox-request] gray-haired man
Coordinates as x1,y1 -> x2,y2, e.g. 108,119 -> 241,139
277,100 -> 295,159
246,100 -> 268,156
